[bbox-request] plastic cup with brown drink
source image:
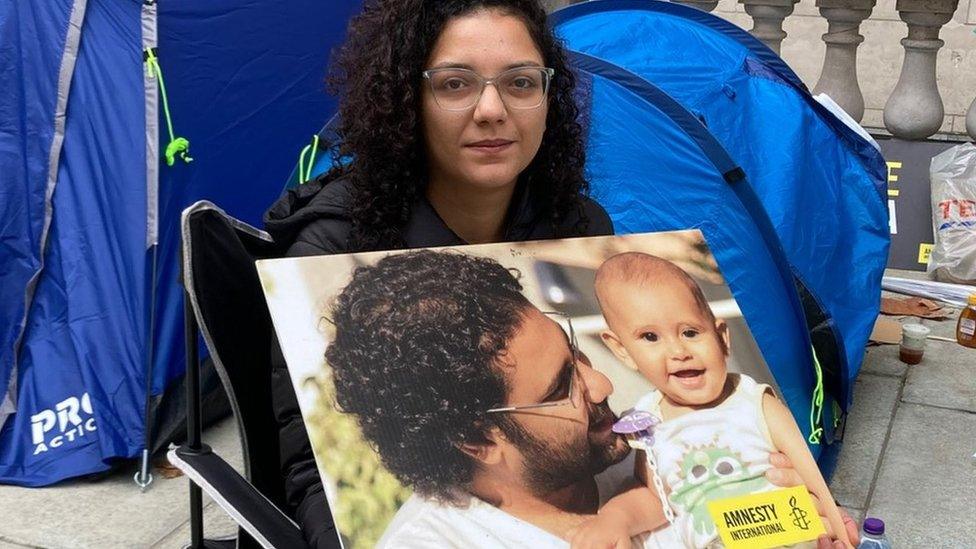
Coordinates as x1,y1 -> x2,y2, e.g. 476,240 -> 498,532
899,323 -> 931,365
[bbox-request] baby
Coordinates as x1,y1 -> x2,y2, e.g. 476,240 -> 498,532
570,252 -> 852,549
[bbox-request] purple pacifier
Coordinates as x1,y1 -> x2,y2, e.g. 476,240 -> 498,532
612,410 -> 660,447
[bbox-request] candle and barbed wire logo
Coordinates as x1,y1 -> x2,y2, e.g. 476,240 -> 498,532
789,496 -> 811,530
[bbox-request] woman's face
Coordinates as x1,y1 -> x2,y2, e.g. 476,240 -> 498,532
421,9 -> 548,194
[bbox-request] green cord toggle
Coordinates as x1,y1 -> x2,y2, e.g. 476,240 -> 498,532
145,48 -> 192,166
164,137 -> 192,167
808,345 -> 825,445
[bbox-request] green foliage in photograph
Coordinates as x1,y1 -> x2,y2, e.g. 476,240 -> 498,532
305,371 -> 412,549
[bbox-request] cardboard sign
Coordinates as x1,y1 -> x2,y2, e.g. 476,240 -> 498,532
706,486 -> 826,548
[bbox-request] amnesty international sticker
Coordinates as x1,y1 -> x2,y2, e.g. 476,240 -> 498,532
706,486 -> 825,549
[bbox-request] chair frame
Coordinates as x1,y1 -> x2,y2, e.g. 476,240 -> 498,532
172,201 -> 309,549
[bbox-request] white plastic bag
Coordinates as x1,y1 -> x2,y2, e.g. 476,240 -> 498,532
928,142 -> 976,285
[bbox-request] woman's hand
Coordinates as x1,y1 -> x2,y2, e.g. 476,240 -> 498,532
765,452 -> 860,547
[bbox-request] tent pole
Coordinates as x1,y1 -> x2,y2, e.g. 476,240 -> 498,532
184,289 -> 204,547
135,449 -> 152,492
135,243 -> 159,492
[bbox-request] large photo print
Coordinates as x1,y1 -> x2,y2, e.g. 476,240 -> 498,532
257,231 -> 849,549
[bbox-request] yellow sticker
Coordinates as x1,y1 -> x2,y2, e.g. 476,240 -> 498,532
706,486 -> 825,549
918,243 -> 933,265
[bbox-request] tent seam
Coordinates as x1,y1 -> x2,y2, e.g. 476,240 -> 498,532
9,0 -> 90,411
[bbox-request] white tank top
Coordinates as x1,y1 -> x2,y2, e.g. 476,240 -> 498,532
634,373 -> 779,548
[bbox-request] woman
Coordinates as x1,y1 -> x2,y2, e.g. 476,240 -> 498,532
265,2 -> 607,547
263,1 -> 858,547
265,0 -> 607,255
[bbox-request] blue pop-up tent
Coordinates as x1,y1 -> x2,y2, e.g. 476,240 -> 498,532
0,0 -> 360,486
550,2 -> 889,461
553,0 -> 889,415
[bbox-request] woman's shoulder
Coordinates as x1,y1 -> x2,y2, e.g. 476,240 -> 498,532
578,195 -> 614,236
264,176 -> 357,257
517,193 -> 613,240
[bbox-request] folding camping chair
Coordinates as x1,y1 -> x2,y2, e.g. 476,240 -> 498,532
168,201 -> 312,549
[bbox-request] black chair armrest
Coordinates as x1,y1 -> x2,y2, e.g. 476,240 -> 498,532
168,446 -> 310,549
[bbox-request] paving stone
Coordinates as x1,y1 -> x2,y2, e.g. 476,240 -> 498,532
919,314 -> 962,341
860,303 -> 960,379
829,374 -> 901,509
151,501 -> 238,549
870,272 -> 976,411
860,344 -> 908,378
866,403 -> 976,547
0,416 -> 241,549
0,539 -> 42,549
902,332 -> 976,412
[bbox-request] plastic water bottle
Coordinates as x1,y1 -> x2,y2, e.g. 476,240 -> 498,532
857,518 -> 892,549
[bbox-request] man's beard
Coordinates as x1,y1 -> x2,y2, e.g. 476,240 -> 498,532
498,401 -> 630,495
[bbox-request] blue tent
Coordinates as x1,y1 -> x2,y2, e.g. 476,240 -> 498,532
552,0 -> 889,458
551,1 -> 889,461
0,0 -> 359,486
553,0 -> 889,411
302,1 -> 888,463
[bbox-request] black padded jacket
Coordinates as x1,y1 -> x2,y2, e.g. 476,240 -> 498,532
262,176 -> 613,548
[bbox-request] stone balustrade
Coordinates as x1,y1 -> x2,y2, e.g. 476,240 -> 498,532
813,0 -> 877,122
739,0 -> 803,54
541,0 -> 976,141
883,0 -> 960,138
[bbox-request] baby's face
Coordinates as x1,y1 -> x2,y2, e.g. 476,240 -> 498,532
604,279 -> 729,407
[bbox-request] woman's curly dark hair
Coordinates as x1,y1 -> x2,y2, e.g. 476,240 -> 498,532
325,250 -> 532,500
328,0 -> 589,250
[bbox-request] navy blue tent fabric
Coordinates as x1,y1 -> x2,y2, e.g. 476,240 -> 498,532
554,0 -> 889,410
0,0 -> 76,434
0,0 -> 146,485
150,0 -> 355,403
0,0 -> 353,485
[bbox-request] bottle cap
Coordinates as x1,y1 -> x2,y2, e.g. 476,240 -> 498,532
968,293 -> 976,306
863,517 -> 885,535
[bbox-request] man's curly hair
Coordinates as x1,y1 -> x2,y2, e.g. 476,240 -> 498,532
327,0 -> 589,250
325,250 -> 532,500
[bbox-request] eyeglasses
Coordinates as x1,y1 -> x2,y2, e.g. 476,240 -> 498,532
422,66 -> 555,111
486,311 -> 584,414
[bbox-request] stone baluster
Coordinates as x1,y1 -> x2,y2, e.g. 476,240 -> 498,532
812,0 -> 876,122
967,97 -> 976,140
673,0 -> 720,12
883,0 -> 959,139
739,0 -> 802,55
